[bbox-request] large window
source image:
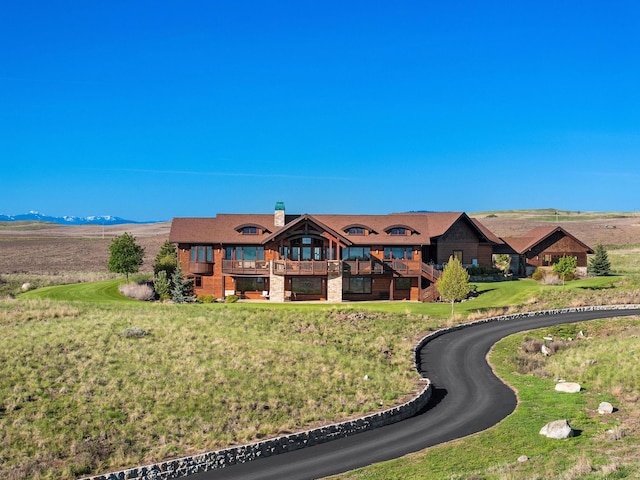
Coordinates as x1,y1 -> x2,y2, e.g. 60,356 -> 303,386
191,245 -> 213,262
343,277 -> 372,294
342,247 -> 371,261
384,247 -> 413,260
292,277 -> 322,294
225,246 -> 264,261
236,277 -> 266,292
395,277 -> 411,290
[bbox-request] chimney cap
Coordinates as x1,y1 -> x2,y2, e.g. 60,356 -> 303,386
275,201 -> 285,211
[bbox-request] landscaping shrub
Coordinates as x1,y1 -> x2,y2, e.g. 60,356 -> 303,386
118,282 -> 155,301
531,267 -> 545,281
153,270 -> 171,299
197,294 -> 217,303
522,339 -> 543,353
225,294 -> 239,303
540,272 -> 561,285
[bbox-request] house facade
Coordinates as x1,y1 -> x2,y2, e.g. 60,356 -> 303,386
501,226 -> 594,276
169,203 -> 501,302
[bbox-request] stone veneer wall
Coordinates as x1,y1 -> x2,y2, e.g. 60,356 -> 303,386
326,270 -> 343,303
84,304 -> 640,480
269,262 -> 285,302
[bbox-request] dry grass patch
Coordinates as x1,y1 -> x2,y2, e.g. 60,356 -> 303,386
0,301 -> 434,479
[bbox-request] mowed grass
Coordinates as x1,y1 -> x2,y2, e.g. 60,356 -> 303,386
334,316 -> 640,479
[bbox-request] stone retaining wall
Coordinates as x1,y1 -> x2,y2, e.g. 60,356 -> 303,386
85,304 -> 640,480
84,382 -> 432,480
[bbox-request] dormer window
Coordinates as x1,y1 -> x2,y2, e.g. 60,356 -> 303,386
384,224 -> 417,236
236,223 -> 269,235
343,224 -> 374,236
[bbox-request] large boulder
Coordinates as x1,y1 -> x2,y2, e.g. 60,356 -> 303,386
598,402 -> 614,414
540,419 -> 575,439
555,382 -> 581,393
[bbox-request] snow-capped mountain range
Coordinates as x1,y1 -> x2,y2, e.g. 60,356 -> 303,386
0,211 -> 158,225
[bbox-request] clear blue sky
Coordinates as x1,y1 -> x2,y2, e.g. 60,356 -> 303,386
2,1 -> 639,220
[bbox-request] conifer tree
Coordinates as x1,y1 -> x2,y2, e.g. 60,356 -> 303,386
588,242 -> 611,276
153,240 -> 178,277
437,255 -> 470,318
171,265 -> 194,303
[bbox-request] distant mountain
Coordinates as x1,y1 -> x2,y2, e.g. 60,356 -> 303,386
0,211 -> 158,225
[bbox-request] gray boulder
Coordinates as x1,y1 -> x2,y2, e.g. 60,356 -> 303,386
555,382 -> 581,393
540,419 -> 574,439
598,402 -> 614,414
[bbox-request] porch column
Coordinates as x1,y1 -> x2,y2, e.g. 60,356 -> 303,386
327,261 -> 343,303
269,262 -> 285,302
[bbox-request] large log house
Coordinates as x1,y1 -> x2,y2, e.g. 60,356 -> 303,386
169,203 -> 504,302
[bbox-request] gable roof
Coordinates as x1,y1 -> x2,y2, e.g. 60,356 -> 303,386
169,211 -> 500,246
502,226 -> 593,254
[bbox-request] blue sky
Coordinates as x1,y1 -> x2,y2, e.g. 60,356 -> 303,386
2,1 -> 639,220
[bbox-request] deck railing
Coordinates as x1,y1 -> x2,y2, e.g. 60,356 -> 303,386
272,260 -> 328,275
221,260 -> 270,275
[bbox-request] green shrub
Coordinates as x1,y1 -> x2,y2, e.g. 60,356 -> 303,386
225,294 -> 239,303
197,294 -> 217,303
531,268 -> 545,281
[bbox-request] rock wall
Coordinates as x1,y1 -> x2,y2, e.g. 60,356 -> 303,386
84,383 -> 432,480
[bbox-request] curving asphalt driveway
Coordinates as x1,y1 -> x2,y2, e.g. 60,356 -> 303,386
190,308 -> 640,480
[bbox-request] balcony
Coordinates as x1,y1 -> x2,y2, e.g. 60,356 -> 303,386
222,260 -> 270,275
189,261 -> 213,275
272,260 -> 328,276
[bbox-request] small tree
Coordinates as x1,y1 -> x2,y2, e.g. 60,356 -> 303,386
153,270 -> 171,300
437,255 -> 470,318
171,265 -> 194,303
588,242 -> 611,276
108,232 -> 144,283
493,253 -> 511,276
153,240 -> 178,277
553,256 -> 577,286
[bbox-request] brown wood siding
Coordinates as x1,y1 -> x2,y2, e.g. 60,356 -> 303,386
525,232 -> 590,267
477,245 -> 493,267
437,219 -> 483,265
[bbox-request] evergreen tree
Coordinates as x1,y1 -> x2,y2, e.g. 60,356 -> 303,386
171,265 -> 194,303
154,270 -> 171,300
553,256 -> 577,286
588,242 -> 611,276
107,232 -> 144,283
437,255 -> 470,318
153,240 -> 178,277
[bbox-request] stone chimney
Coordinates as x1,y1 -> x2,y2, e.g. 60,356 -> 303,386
274,202 -> 285,227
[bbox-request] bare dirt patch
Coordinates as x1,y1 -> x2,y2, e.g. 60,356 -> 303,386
0,222 -> 170,274
475,214 -> 640,247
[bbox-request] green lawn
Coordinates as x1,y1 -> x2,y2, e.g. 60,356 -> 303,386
334,317 -> 640,479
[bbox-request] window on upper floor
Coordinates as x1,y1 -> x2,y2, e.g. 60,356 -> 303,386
347,227 -> 364,235
191,246 -> 213,263
224,246 -> 265,261
341,247 -> 371,261
241,226 -> 258,235
384,247 -> 413,260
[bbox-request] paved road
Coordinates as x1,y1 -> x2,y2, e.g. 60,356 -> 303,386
191,308 -> 640,480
